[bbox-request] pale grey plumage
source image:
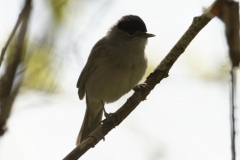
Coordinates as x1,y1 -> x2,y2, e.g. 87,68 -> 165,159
76,15 -> 154,145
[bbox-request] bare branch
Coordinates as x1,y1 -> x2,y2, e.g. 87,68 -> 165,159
0,0 -> 32,135
214,1 -> 240,160
0,0 -> 32,67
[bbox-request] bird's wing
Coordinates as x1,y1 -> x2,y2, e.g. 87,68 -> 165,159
77,37 -> 105,99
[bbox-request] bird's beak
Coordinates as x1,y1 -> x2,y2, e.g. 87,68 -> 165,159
141,32 -> 156,38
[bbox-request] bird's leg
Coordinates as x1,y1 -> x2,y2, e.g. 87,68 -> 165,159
100,101 -> 116,128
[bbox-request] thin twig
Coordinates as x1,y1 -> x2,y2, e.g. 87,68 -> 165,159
230,68 -> 236,160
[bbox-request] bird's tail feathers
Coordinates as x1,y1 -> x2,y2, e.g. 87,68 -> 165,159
76,95 -> 103,145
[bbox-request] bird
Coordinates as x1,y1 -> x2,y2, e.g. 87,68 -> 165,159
76,15 -> 155,145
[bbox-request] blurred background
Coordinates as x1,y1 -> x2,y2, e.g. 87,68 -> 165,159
0,0 -> 239,159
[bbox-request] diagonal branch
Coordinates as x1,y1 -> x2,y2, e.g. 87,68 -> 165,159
0,0 -> 31,67
63,1 -> 222,159
0,0 -> 32,135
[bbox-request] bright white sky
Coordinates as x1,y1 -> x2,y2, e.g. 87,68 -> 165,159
0,0 -> 239,160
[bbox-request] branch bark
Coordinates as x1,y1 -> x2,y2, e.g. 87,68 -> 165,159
63,1 -> 221,159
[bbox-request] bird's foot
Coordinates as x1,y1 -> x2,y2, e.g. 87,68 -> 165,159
104,112 -> 116,128
99,107 -> 116,128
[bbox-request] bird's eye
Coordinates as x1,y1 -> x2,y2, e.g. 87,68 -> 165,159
127,30 -> 135,36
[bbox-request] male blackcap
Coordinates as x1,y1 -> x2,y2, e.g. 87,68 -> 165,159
76,15 -> 155,145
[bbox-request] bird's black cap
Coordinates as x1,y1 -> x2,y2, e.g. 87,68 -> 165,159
117,15 -> 147,35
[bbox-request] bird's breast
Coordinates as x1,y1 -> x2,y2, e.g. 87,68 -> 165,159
86,47 -> 147,103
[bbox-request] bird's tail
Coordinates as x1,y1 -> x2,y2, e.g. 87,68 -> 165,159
76,95 -> 103,145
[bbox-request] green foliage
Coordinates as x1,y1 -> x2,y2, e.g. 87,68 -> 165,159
49,0 -> 70,22
22,42 -> 59,92
3,35 -> 59,93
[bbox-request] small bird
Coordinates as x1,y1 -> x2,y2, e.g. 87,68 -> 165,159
76,15 -> 155,145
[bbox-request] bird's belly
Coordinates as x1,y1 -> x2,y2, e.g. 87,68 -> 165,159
86,60 -> 146,103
